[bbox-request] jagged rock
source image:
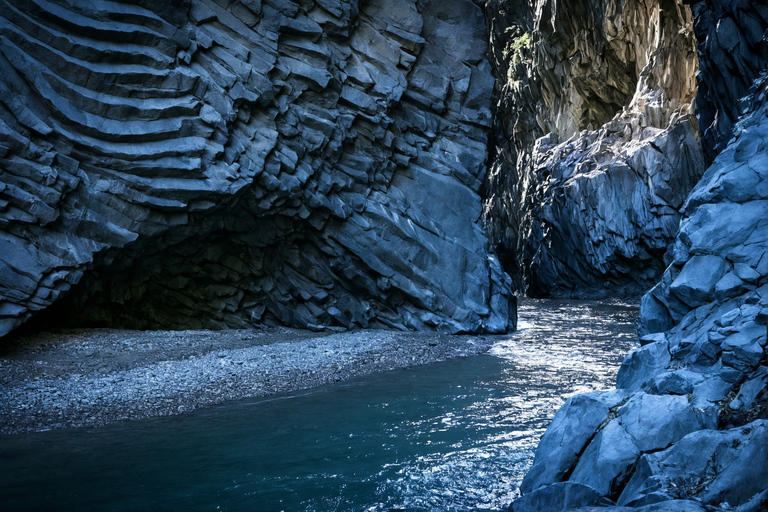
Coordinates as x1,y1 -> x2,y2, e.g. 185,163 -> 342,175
0,0 -> 515,337
618,421 -> 768,508
510,482 -> 614,512
562,500 -> 709,512
640,77 -> 768,334
509,3 -> 768,511
689,0 -> 768,160
485,0 -> 706,297
526,392 -> 718,497
669,255 -> 729,307
616,339 -> 671,392
509,0 -> 768,511
521,389 -> 630,494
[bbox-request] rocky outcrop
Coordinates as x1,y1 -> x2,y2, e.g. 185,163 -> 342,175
485,0 -> 707,297
691,0 -> 768,161
0,0 -> 515,337
510,2 -> 768,510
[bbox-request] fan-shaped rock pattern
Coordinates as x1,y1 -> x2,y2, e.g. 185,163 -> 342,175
0,0 -> 515,337
485,0 -> 707,297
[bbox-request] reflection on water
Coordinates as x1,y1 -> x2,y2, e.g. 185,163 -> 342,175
0,300 -> 638,511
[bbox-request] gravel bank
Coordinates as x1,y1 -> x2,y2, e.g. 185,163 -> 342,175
0,328 -> 497,434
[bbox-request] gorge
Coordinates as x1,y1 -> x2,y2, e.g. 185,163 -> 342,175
1,0 -> 767,511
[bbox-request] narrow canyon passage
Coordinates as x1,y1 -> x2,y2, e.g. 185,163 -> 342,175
0,300 -> 637,511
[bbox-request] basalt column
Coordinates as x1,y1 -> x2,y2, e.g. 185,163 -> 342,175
0,0 -> 515,337
485,0 -> 706,297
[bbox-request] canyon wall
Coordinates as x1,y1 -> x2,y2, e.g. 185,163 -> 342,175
486,0 -> 707,297
512,1 -> 768,510
0,0 -> 515,337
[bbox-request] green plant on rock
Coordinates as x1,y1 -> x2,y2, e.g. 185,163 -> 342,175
504,31 -> 532,86
506,32 -> 531,66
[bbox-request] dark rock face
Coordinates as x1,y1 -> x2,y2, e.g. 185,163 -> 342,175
0,0 -> 515,337
511,3 -> 768,510
485,0 -> 707,297
689,0 -> 768,161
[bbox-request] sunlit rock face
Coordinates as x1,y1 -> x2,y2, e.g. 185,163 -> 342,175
0,0 -> 515,337
640,0 -> 768,335
514,3 -> 768,509
485,0 -> 707,297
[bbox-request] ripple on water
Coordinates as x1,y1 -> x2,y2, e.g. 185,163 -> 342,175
0,299 -> 638,512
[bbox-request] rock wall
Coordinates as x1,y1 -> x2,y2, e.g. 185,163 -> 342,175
691,0 -> 768,161
512,2 -> 768,511
485,0 -> 707,297
0,0 -> 515,337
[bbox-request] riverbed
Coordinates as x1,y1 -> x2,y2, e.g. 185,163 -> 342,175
0,299 -> 638,511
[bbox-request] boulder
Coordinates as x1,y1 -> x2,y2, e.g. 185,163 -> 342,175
618,421 -> 768,508
669,255 -> 729,307
520,389 -> 629,493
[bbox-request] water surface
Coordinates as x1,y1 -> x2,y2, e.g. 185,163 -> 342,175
0,300 -> 638,511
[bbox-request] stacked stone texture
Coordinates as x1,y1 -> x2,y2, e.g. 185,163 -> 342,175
485,0 -> 707,297
511,2 -> 768,511
0,0 -> 515,337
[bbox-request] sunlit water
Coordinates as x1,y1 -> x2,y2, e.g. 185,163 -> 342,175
0,300 -> 638,511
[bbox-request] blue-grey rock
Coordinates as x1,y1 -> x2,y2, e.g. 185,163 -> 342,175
617,340 -> 672,392
568,419 -> 640,496
618,421 -> 768,508
561,500 -> 708,512
485,0 -> 706,297
508,3 -> 768,512
0,0 -> 515,337
669,255 -> 729,308
521,389 -> 630,493
735,488 -> 768,512
511,482 -> 614,512
568,392 -> 717,496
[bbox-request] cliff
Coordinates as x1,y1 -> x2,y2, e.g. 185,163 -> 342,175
486,0 -> 707,297
510,1 -> 768,510
0,0 -> 515,337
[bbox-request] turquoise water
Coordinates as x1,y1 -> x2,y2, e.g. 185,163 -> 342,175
0,300 -> 638,511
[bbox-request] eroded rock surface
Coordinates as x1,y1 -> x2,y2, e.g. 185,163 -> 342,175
485,0 -> 706,297
0,0 -> 515,337
511,2 -> 768,510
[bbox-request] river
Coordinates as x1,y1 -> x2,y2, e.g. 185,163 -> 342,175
0,299 -> 638,511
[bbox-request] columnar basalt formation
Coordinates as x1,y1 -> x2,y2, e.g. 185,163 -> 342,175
486,0 -> 707,297
512,2 -> 768,510
0,0 -> 515,337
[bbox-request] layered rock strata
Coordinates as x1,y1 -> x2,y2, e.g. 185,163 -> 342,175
485,0 -> 707,297
0,0 -> 515,337
512,3 -> 768,511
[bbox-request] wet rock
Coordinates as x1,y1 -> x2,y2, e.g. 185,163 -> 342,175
0,0 -> 514,337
